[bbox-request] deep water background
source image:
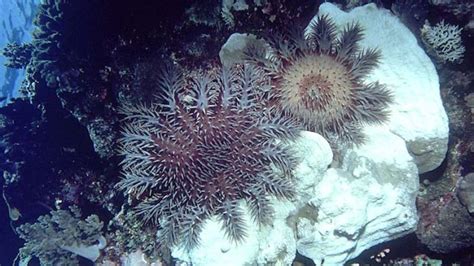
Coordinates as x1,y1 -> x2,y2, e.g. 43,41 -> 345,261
0,0 -> 39,106
0,202 -> 22,264
0,0 -> 39,263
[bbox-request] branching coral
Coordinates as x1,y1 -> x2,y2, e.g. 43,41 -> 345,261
28,0 -> 70,88
118,63 -> 299,250
246,15 -> 393,145
421,20 -> 465,63
16,206 -> 104,265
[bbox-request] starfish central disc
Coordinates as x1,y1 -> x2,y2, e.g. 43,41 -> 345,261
280,54 -> 353,125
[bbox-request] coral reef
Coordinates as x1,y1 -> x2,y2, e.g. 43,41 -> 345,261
417,187 -> 474,253
28,0 -> 78,88
457,173 -> 474,213
0,97 -> 113,265
0,96 -> 108,208
1,0 -> 472,264
118,63 -> 299,250
12,0 -> 122,158
16,205 -> 104,265
415,62 -> 474,254
246,15 -> 392,146
104,213 -> 164,263
429,0 -> 474,18
0,0 -> 318,263
391,0 -> 429,36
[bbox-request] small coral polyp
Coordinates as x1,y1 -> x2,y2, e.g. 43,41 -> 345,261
118,63 -> 298,250
249,15 -> 393,145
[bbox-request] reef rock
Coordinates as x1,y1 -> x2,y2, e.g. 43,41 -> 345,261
316,3 -> 448,173
416,190 -> 474,253
458,173 -> 474,214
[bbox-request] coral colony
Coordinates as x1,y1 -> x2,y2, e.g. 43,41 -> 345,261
421,20 -> 465,63
247,15 -> 393,145
118,63 -> 299,249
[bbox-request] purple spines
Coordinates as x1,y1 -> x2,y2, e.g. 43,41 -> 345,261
118,63 -> 299,250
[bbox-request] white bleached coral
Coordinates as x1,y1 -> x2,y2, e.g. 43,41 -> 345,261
421,20 -> 465,63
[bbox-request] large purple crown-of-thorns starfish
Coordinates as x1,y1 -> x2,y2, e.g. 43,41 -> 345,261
118,63 -> 299,250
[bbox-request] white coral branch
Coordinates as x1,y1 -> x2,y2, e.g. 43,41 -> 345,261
421,20 -> 465,63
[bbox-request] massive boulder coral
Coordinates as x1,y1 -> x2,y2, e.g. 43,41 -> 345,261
319,3 -> 448,174
172,131 -> 333,265
296,127 -> 419,264
173,127 -> 420,265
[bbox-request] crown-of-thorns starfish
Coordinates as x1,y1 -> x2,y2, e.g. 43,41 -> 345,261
247,15 -> 393,145
118,63 -> 299,250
